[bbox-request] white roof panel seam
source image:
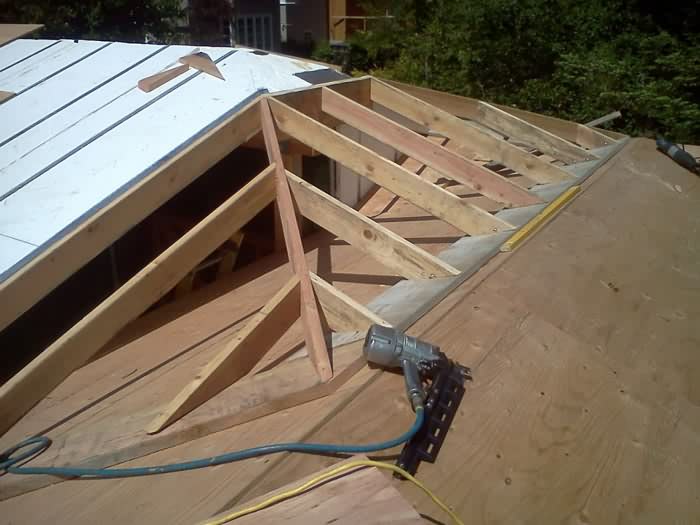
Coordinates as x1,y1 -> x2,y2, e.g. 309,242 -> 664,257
0,40 -> 60,74
14,41 -> 113,96
0,232 -> 37,247
0,45 -> 168,149
0,48 -> 238,202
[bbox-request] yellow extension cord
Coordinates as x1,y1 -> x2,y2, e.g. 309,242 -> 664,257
202,459 -> 464,525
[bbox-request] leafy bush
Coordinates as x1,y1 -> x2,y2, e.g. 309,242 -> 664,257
350,0 -> 700,143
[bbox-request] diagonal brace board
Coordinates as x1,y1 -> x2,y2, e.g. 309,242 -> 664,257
260,98 -> 333,382
310,272 -> 391,332
367,79 -> 572,185
148,275 -> 302,433
268,98 -> 514,236
321,86 -> 540,206
0,165 -> 277,438
286,170 -> 459,279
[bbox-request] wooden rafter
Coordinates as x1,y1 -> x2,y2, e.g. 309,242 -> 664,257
383,79 -> 614,150
286,170 -> 459,279
0,98 -> 262,335
268,97 -> 514,236
138,64 -> 189,93
259,98 -> 333,383
148,275 -> 301,433
367,79 -> 573,184
475,102 -> 595,164
310,272 -> 390,332
321,87 -> 539,206
0,164 -> 277,437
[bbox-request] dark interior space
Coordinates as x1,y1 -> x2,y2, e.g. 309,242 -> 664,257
0,145 -> 292,384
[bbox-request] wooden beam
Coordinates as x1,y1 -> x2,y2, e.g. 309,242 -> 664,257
499,103 -> 617,148
0,165 -> 277,437
476,102 -> 595,164
286,170 -> 459,279
179,51 -> 224,80
383,79 -> 615,149
310,272 -> 390,332
0,23 -> 43,45
368,79 -> 572,184
0,91 -> 15,104
259,98 -> 333,383
268,98 -> 513,236
148,275 -> 301,433
322,87 -> 539,206
137,64 -> 189,93
0,99 -> 262,334
585,111 -> 622,128
275,154 -> 304,252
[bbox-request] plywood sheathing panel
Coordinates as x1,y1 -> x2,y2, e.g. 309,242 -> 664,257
234,138 -> 700,523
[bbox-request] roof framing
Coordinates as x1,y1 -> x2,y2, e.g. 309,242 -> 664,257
0,75 -> 627,438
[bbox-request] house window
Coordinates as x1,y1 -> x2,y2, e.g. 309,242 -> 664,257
235,14 -> 273,50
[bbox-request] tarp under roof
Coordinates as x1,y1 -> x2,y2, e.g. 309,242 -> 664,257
0,39 -> 330,281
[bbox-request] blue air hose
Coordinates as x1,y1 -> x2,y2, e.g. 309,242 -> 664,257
0,407 -> 424,479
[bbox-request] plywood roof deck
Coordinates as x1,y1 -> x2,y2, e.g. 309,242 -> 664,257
1,137 -> 698,523
6,49 -> 687,522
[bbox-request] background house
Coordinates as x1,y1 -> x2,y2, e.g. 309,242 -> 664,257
185,0 -> 281,51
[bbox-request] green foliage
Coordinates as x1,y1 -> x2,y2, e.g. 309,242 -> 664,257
350,0 -> 700,143
0,0 -> 184,43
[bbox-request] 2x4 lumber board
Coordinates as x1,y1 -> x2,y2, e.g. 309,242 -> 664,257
383,78 -> 614,149
0,90 -> 14,103
274,154 -> 303,252
324,76 -> 372,106
0,164 -> 277,438
148,275 -> 301,433
260,98 -> 333,382
309,272 -> 391,332
585,110 -> 622,128
368,79 -> 572,185
322,86 -> 539,206
137,64 -> 189,93
286,170 -> 459,279
500,103 -> 615,149
268,98 -> 513,236
476,102 -> 595,164
179,51 -> 224,80
0,98 -> 262,334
